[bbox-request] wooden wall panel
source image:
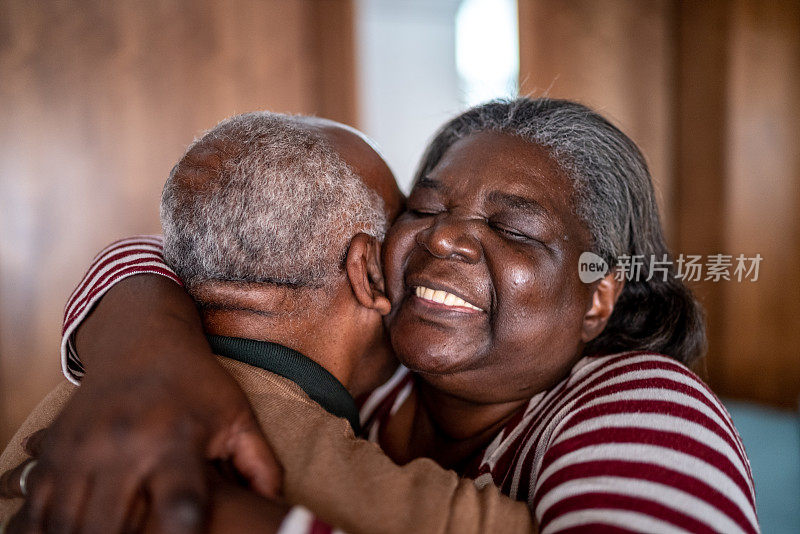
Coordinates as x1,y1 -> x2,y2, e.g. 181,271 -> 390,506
668,0 -> 800,407
518,0 -> 800,407
721,0 -> 800,406
672,0 -> 731,388
308,0 -> 359,126
518,0 -> 676,240
0,0 -> 356,443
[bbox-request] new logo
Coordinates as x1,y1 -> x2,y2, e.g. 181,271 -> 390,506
578,252 -> 608,283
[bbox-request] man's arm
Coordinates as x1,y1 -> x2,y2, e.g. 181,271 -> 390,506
2,364 -> 536,534
221,359 -> 537,534
3,236 -> 534,533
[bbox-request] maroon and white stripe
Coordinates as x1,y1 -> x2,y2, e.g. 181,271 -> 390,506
277,506 -> 347,534
61,235 -> 181,384
361,354 -> 759,534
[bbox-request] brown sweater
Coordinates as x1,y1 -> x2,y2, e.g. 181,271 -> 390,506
0,357 -> 534,533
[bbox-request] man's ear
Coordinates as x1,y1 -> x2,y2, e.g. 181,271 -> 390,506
345,233 -> 391,315
581,273 -> 624,343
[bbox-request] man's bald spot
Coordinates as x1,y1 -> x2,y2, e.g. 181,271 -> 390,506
295,117 -> 404,222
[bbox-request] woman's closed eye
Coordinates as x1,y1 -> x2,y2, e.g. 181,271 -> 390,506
490,221 -> 533,241
409,206 -> 443,217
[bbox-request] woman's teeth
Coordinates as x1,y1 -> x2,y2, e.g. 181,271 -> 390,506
414,286 -> 482,311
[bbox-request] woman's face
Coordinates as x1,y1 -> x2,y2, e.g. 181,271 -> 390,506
382,131 -> 596,403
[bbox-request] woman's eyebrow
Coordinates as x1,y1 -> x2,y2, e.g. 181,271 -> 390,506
415,176 -> 441,190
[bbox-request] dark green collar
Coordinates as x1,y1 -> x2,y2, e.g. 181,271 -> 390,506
207,335 -> 360,433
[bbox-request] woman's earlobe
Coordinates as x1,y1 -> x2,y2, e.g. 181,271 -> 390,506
581,273 -> 624,343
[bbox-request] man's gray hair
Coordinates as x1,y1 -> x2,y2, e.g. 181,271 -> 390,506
416,98 -> 706,365
160,111 -> 387,289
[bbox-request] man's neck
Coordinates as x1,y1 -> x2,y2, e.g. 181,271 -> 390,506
206,334 -> 362,432
201,307 -> 360,391
193,280 -> 395,398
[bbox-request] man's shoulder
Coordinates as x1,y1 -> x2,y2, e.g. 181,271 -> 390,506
0,380 -> 77,520
215,356 -> 317,407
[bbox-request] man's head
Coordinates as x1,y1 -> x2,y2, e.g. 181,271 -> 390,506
159,112 -> 403,392
161,112 -> 396,290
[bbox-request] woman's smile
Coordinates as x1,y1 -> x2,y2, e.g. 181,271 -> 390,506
412,286 -> 484,312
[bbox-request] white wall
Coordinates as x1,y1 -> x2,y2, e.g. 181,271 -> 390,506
356,0 -> 464,192
355,0 -> 519,193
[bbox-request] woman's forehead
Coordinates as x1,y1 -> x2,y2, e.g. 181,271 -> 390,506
411,130 -> 591,246
419,132 -> 575,209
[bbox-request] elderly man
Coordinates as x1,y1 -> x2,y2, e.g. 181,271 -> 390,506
0,112 -> 533,533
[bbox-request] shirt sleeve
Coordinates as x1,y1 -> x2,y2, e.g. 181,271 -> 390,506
278,506 -> 348,534
531,355 -> 759,534
61,235 -> 183,384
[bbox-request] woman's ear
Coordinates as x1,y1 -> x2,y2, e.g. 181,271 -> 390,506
581,273 -> 624,343
345,233 -> 392,315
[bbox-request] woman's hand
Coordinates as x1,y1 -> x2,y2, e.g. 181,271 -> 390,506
3,445 -> 288,534
5,274 -> 282,534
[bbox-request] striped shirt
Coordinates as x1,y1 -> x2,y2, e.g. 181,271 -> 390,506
360,360 -> 758,533
61,236 -> 759,533
61,235 -> 182,384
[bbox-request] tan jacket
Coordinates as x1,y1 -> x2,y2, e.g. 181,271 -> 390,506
0,357 -> 534,533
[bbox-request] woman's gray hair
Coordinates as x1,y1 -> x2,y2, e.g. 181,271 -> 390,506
415,98 -> 706,365
160,111 -> 387,289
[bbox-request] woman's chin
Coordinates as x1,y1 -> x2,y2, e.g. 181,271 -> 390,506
388,301 -> 488,369
398,350 -> 464,376
389,325 -> 477,377
390,330 -> 468,375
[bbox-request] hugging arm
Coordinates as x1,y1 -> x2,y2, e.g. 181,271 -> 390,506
0,371 -> 535,534
3,236 -> 536,533
10,236 -> 281,533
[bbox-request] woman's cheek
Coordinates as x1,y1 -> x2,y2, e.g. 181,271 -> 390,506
382,217 -> 424,301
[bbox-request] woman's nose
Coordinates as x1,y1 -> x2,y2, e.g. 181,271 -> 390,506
416,215 -> 482,263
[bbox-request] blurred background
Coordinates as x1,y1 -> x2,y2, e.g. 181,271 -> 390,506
1,0 -> 798,530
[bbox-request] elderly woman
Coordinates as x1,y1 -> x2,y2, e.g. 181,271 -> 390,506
3,99 -> 756,533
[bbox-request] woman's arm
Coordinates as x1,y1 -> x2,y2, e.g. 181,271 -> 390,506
60,236 -> 185,382
4,459 -> 293,534
19,237 -> 280,533
1,362 -> 536,534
